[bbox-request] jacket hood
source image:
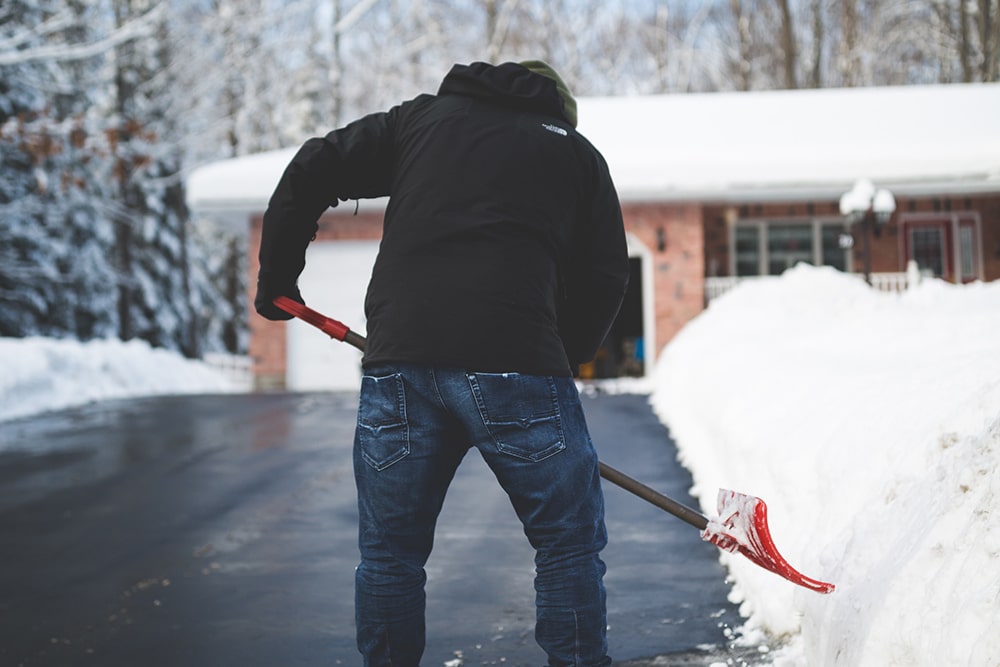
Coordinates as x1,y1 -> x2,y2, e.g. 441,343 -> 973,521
438,61 -> 575,127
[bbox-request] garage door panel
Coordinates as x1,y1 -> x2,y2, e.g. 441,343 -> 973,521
287,241 -> 380,391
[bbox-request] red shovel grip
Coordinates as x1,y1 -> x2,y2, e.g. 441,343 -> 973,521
272,296 -> 367,351
272,296 -> 350,340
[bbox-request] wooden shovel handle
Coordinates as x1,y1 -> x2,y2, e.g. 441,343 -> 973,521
272,297 -> 709,531
598,461 -> 709,530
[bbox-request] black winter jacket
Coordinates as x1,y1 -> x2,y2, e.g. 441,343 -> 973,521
256,62 -> 629,376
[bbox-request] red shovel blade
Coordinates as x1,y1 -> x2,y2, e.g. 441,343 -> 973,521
702,489 -> 836,594
273,296 -> 350,340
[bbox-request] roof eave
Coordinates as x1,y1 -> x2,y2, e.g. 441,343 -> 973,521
616,173 -> 1000,205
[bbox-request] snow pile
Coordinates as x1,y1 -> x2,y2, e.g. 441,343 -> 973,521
0,337 -> 242,424
651,264 -> 1000,666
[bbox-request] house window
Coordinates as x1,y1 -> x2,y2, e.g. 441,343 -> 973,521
821,225 -> 849,271
910,226 -> 946,277
959,225 -> 976,281
732,219 -> 849,277
767,224 -> 813,275
901,213 -> 982,283
735,226 -> 761,276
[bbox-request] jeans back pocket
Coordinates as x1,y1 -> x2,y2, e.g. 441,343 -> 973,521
357,373 -> 410,471
467,372 -> 566,462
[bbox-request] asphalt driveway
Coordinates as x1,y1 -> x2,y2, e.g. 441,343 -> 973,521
0,390 -> 763,666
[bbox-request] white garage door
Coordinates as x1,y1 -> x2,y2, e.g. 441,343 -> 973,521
286,240 -> 380,391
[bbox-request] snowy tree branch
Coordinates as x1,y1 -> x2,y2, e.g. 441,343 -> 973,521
334,0 -> 382,34
0,4 -> 166,67
0,10 -> 76,52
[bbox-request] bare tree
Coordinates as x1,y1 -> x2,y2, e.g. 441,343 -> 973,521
807,0 -> 825,87
713,0 -> 795,91
644,2 -> 673,93
777,0 -> 798,88
977,0 -> 999,80
0,2 -> 163,66
960,0 -> 976,80
482,0 -> 520,62
836,0 -> 862,86
952,0 -> 1000,81
728,0 -> 756,90
330,0 -> 344,125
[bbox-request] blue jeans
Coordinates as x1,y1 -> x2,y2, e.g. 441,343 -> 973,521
354,364 -> 611,667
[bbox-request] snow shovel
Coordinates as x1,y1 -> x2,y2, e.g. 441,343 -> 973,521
272,296 -> 835,594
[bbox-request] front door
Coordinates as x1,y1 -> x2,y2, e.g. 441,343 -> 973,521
901,213 -> 983,283
581,257 -> 645,379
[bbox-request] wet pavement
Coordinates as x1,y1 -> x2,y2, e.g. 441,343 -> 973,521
0,390 -> 762,666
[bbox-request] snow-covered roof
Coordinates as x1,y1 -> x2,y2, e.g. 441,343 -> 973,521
187,82 -> 1000,219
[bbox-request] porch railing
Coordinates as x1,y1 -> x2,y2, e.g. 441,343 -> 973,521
204,352 -> 253,390
705,270 -> 916,304
868,272 -> 910,293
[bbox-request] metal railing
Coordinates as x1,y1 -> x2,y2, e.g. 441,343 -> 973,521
868,272 -> 910,293
705,276 -> 745,301
203,352 -> 254,390
705,271 -> 915,304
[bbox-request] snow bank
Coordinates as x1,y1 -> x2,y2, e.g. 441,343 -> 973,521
0,337 -> 241,426
651,264 -> 1000,666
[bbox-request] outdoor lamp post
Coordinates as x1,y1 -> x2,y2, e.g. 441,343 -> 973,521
840,179 -> 896,285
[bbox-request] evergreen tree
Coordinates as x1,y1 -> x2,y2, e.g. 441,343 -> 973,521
0,0 -> 118,340
1,0 -> 240,355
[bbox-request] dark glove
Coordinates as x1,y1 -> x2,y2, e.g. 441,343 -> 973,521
254,275 -> 304,321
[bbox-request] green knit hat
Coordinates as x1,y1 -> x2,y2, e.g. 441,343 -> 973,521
518,60 -> 577,128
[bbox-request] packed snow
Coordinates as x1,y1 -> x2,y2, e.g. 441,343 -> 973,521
0,337 -> 242,425
1,264 -> 998,667
651,264 -> 1000,666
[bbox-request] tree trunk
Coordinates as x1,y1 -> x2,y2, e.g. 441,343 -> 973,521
979,0 -> 998,81
331,0 -> 343,126
777,0 -> 798,88
959,0 -> 973,82
730,0 -> 754,90
652,3 -> 670,92
838,0 -> 860,86
484,0 -> 502,63
809,0 -> 823,87
113,0 -> 136,342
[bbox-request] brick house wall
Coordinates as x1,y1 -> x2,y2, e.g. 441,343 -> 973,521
621,203 -> 705,352
702,194 -> 1000,282
980,195 -> 1000,279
